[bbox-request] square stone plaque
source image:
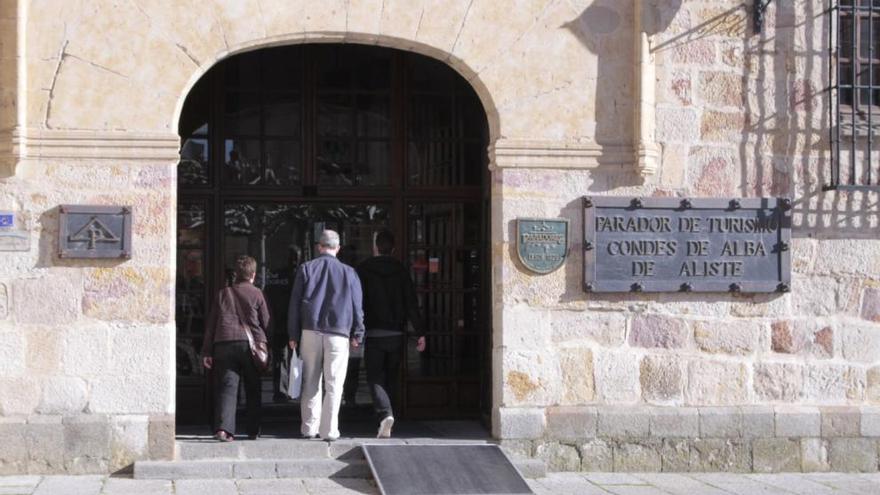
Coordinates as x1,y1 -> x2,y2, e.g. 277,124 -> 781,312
59,205 -> 132,259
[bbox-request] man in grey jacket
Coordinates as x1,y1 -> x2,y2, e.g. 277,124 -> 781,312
288,230 -> 365,441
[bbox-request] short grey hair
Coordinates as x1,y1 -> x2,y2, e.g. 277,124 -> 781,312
318,229 -> 340,249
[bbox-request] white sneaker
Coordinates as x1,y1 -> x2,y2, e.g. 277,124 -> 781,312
377,416 -> 394,438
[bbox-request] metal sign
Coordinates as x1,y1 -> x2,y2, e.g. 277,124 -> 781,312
0,212 -> 13,228
59,205 -> 132,259
516,218 -> 569,274
583,197 -> 791,293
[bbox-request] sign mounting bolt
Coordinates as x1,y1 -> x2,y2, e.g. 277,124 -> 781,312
777,283 -> 790,292
631,198 -> 643,209
584,241 -> 593,251
680,283 -> 692,292
779,197 -> 792,211
730,199 -> 741,210
583,197 -> 593,208
730,283 -> 742,293
778,242 -> 789,252
631,283 -> 643,292
584,283 -> 593,292
681,198 -> 692,209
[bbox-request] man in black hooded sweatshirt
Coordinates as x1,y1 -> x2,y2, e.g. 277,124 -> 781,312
357,230 -> 426,438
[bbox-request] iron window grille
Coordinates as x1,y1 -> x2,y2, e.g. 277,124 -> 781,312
828,0 -> 880,190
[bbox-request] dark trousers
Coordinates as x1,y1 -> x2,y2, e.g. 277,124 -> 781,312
213,341 -> 261,437
365,336 -> 403,420
343,357 -> 361,403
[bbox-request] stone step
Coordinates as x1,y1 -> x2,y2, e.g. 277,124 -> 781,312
134,459 -> 372,480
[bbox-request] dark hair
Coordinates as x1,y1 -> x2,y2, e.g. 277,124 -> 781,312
375,230 -> 395,255
234,255 -> 257,282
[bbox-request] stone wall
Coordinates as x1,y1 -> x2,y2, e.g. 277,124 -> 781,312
0,0 -> 877,475
491,0 -> 880,472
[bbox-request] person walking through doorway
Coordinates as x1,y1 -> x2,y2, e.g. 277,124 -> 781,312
357,230 -> 426,438
288,229 -> 365,441
201,255 -> 270,442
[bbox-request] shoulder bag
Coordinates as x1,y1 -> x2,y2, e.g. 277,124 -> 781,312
226,287 -> 271,373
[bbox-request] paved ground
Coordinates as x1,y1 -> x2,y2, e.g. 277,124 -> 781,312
2,472 -> 880,494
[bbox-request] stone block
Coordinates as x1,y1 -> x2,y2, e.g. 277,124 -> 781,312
0,330 -> 24,376
801,438 -> 830,472
63,415 -> 110,474
700,110 -> 745,142
842,324 -> 880,364
37,377 -> 88,414
550,310 -> 626,347
753,362 -> 804,402
545,406 -> 597,441
88,375 -> 172,414
501,306 -> 550,349
640,355 -> 684,403
741,407 -> 775,439
579,439 -> 613,471
821,408 -> 860,437
690,439 -> 751,472
275,459 -> 370,478
497,439 -> 534,459
495,407 -> 544,440
24,415 -> 63,474
13,273 -> 81,325
829,438 -> 878,472
656,107 -> 700,143
685,360 -> 748,406
613,442 -> 661,472
82,267 -> 172,323
693,320 -> 759,356
869,366 -> 880,403
594,350 -> 640,402
862,287 -> 880,322
862,407 -> 880,437
629,314 -> 690,349
148,415 -> 174,460
669,40 -> 716,65
699,407 -> 742,438
24,326 -> 62,375
804,364 -> 865,403
597,407 -> 650,439
660,439 -> 691,472
0,416 -> 27,475
558,347 -> 594,404
110,415 -> 149,472
698,71 -> 744,107
242,438 -> 329,459
752,438 -> 801,473
0,377 -> 41,415
535,442 -> 580,472
502,349 -> 561,405
135,460 -> 233,479
775,407 -> 821,437
63,326 -> 110,377
650,408 -> 698,438
770,320 -> 833,359
108,325 -> 173,376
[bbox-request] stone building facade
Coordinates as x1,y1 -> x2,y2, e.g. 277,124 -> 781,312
1,0 -> 879,475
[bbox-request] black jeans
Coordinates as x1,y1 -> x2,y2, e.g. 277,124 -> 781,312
213,341 -> 261,437
365,336 -> 403,420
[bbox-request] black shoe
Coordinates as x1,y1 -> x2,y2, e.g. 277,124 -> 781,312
299,433 -> 318,439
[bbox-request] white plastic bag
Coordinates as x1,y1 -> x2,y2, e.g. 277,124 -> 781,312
288,352 -> 303,399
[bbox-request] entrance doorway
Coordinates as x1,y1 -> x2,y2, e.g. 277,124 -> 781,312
175,44 -> 490,426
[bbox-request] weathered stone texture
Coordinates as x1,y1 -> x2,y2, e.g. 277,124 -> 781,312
693,320 -> 759,356
0,330 -> 25,376
754,362 -> 804,402
546,407 -> 597,442
36,377 -> 87,414
558,347 -> 595,404
685,360 -> 748,406
690,439 -> 751,472
495,407 -> 545,440
770,320 -> 833,358
613,442 -> 662,472
804,364 -> 866,403
801,438 -> 830,472
640,355 -> 684,403
594,351 -> 640,403
579,440 -> 613,471
775,407 -> 821,437
752,438 -> 801,473
829,438 -> 878,472
862,288 -> 880,322
842,324 -> 880,363
503,349 -> 560,405
82,267 -> 172,323
629,314 -> 690,349
536,442 -> 580,472
12,274 -> 81,325
550,310 -> 626,347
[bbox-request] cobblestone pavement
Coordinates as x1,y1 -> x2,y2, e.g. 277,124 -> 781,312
1,472 -> 880,494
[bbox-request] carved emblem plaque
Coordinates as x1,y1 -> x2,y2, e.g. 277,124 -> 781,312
583,196 -> 791,293
59,205 -> 132,259
516,218 -> 569,274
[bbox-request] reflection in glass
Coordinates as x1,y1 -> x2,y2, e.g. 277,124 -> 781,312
224,139 -> 262,185
264,140 -> 301,186
179,137 -> 209,186
176,203 -> 208,377
224,92 -> 260,135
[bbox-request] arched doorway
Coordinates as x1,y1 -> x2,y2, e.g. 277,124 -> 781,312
175,44 -> 491,427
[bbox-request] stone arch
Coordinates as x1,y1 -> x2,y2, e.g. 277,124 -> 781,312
172,33 -> 501,145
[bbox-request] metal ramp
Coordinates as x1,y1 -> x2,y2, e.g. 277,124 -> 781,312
362,444 -> 533,495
